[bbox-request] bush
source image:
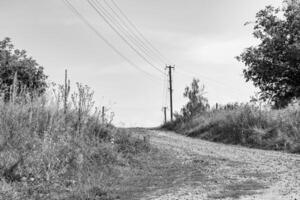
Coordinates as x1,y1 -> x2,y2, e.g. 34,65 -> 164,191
164,103 -> 300,153
0,84 -> 152,199
114,130 -> 151,155
0,37 -> 48,101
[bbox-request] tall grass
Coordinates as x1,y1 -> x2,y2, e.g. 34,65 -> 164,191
163,103 -> 300,153
0,83 -> 151,200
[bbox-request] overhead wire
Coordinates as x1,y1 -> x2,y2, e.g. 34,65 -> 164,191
101,1 -> 247,99
61,0 -> 163,83
98,1 -> 173,105
102,0 -> 166,65
93,0 -> 164,67
96,0 -> 174,108
109,0 -> 172,65
63,0 -> 245,105
91,0 -> 172,109
87,0 -> 166,75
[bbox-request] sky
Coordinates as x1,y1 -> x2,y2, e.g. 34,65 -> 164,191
0,0 -> 282,127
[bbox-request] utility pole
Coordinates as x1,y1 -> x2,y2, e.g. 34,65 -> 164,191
166,65 -> 175,121
64,69 -> 68,114
162,106 -> 167,124
64,69 -> 71,115
102,106 -> 105,124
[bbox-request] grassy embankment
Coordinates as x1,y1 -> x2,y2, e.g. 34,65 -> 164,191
162,103 -> 300,153
0,84 -> 180,200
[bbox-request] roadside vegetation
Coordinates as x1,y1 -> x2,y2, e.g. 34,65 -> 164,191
162,0 -> 300,154
163,96 -> 300,153
0,83 -> 152,200
0,38 -> 167,200
162,79 -> 300,153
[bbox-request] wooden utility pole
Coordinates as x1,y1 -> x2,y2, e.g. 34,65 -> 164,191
64,69 -> 68,114
166,65 -> 175,121
163,106 -> 167,124
64,69 -> 70,115
11,72 -> 18,104
102,106 -> 105,124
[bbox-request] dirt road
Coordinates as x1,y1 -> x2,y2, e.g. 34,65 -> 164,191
138,130 -> 300,200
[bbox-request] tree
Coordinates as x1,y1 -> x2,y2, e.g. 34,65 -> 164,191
181,78 -> 209,119
237,0 -> 300,108
0,37 -> 47,100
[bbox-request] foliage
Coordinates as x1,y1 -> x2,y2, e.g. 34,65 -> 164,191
164,102 -> 300,153
237,0 -> 300,108
0,84 -> 152,199
180,79 -> 209,120
0,37 -> 47,101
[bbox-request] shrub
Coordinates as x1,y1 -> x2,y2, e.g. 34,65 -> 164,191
165,103 -> 300,153
0,84 -> 152,199
114,130 -> 151,155
0,37 -> 48,101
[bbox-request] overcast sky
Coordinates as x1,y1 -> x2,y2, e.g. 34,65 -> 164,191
0,0 -> 282,127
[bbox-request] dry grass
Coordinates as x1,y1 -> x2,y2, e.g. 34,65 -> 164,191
0,84 -> 153,200
209,180 -> 266,199
162,103 -> 300,153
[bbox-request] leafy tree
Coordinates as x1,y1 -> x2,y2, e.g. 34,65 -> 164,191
237,0 -> 300,108
0,37 -> 47,100
181,78 -> 209,119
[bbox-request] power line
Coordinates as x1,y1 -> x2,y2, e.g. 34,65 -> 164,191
102,0 -> 167,65
93,0 -> 164,67
89,0 -> 165,75
61,0 -> 163,82
92,0 -> 172,113
87,0 -> 165,75
105,0 -> 246,99
109,0 -> 173,64
104,1 -> 245,99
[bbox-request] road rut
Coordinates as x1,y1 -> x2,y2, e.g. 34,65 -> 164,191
140,130 -> 300,200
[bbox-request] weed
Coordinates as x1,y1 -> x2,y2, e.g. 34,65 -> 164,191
0,83 -> 152,199
163,103 -> 300,153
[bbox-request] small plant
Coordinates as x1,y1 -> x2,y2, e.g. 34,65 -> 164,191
164,102 -> 300,153
162,78 -> 300,153
181,79 -> 209,121
0,81 -> 152,199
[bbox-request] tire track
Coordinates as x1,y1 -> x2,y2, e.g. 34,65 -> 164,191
142,130 -> 300,200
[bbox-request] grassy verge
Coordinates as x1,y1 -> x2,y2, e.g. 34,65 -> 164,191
162,103 -> 300,153
0,85 -> 157,200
